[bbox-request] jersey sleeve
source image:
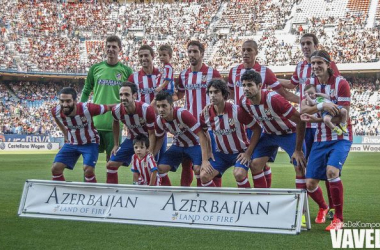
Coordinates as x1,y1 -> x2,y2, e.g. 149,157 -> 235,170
147,155 -> 158,172
290,65 -> 299,86
237,106 -> 257,129
154,118 -> 166,138
199,112 -> 209,131
128,73 -> 134,83
164,65 -> 174,81
270,94 -> 296,119
80,65 -> 95,102
228,68 -> 234,90
111,105 -> 119,121
87,103 -> 108,116
131,155 -> 139,173
180,110 -> 200,134
265,67 -> 281,90
337,79 -> 351,106
145,105 -> 156,130
213,69 -> 222,78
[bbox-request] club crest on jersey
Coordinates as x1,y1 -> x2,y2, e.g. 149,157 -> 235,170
228,118 -> 235,126
265,109 -> 272,117
330,89 -> 335,98
116,73 -> 122,80
235,80 -> 243,87
81,117 -> 88,123
139,117 -> 145,125
201,75 -> 208,83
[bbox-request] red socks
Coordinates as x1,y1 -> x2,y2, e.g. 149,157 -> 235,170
307,185 -> 328,209
85,174 -> 97,183
52,174 -> 65,181
264,164 -> 272,188
325,181 -> 334,209
252,171 -> 267,188
237,177 -> 251,188
213,176 -> 222,187
201,180 -> 216,187
106,166 -> 119,184
181,158 -> 193,186
296,176 -> 307,189
160,173 -> 172,186
328,177 -> 344,221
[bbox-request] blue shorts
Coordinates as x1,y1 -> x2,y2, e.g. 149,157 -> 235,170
54,143 -> 99,169
305,128 -> 316,160
246,128 -> 277,162
210,151 -> 249,176
252,133 -> 305,166
158,145 -> 202,172
111,135 -> 167,166
306,140 -> 352,180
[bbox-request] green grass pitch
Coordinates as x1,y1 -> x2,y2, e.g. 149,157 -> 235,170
0,151 -> 379,250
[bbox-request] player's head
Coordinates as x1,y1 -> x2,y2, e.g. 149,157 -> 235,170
242,40 -> 258,64
304,84 -> 317,99
300,33 -> 318,59
207,78 -> 229,104
138,45 -> 154,69
58,87 -> 77,116
158,45 -> 172,64
310,50 -> 334,78
106,35 -> 122,62
187,41 -> 204,66
241,70 -> 262,99
120,82 -> 138,107
155,91 -> 173,119
133,134 -> 149,159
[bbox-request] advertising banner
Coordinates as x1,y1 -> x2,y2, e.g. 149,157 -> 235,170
0,142 -> 59,151
19,180 -> 309,234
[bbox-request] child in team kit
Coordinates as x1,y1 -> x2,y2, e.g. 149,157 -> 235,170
155,45 -> 176,98
131,134 -> 160,186
304,84 -> 348,135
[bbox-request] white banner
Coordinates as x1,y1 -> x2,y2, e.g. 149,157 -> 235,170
350,144 -> 380,152
0,142 -> 59,151
19,180 -> 309,234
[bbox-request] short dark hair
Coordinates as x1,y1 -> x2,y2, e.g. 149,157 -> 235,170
106,35 -> 122,49
155,90 -> 173,105
301,33 -> 319,46
243,40 -> 258,53
133,134 -> 149,148
310,50 -> 333,76
159,44 -> 173,57
304,84 -> 316,92
241,70 -> 262,85
187,41 -> 205,54
121,81 -> 138,94
139,45 -> 154,57
207,78 -> 229,100
59,87 -> 77,100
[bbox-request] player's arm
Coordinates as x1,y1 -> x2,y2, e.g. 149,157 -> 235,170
152,135 -> 164,156
289,111 -> 306,169
80,66 -> 95,102
53,116 -> 68,143
275,86 -> 299,103
149,170 -> 158,186
148,129 -> 156,154
237,122 -> 261,165
111,119 -> 120,156
278,78 -> 297,89
132,172 -> 139,184
315,92 -> 331,100
175,75 -> 185,100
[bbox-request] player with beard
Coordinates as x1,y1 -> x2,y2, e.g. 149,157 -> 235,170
51,87 -> 114,182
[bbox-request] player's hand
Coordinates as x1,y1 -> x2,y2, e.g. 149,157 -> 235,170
301,113 -> 319,123
201,160 -> 213,175
111,145 -> 119,156
322,102 -> 339,116
155,85 -> 164,93
237,152 -> 251,166
291,150 -> 306,171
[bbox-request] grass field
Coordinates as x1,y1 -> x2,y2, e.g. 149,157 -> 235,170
0,151 -> 379,250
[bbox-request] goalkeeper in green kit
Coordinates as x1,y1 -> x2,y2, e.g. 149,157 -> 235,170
81,35 -> 133,161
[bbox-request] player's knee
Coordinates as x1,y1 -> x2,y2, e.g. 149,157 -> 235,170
306,179 -> 318,191
193,165 -> 201,175
326,168 -> 339,179
233,168 -> 247,182
250,160 -> 263,173
200,171 -> 211,184
158,164 -> 170,174
84,166 -> 95,177
51,163 -> 64,175
106,161 -> 120,170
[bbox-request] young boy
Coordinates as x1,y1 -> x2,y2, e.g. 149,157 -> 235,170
131,134 -> 160,186
303,84 -> 348,135
155,45 -> 176,99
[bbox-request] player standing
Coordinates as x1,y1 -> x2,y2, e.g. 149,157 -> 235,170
80,35 -> 133,162
106,82 -> 157,184
300,50 -> 352,230
51,87 -> 113,182
177,40 -> 222,187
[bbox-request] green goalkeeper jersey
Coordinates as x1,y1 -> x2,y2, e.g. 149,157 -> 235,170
81,61 -> 133,131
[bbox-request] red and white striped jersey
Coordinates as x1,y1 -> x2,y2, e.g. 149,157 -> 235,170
51,102 -> 108,145
305,75 -> 352,142
177,64 -> 221,122
111,101 -> 155,139
228,62 -> 280,105
155,107 -> 201,147
131,154 -> 160,186
156,63 -> 174,92
200,102 -> 255,154
128,68 -> 160,104
240,91 -> 297,135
